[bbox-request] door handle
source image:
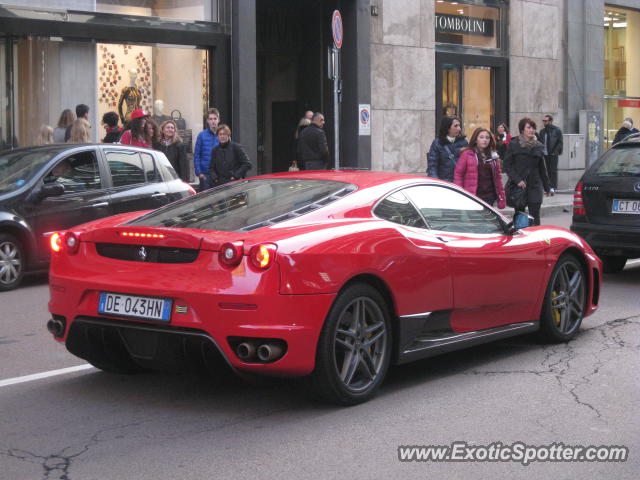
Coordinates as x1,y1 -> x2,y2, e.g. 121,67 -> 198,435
151,192 -> 167,198
436,236 -> 449,243
90,202 -> 109,208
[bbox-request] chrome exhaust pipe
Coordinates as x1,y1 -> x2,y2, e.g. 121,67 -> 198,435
47,319 -> 64,337
236,342 -> 256,361
257,343 -> 284,363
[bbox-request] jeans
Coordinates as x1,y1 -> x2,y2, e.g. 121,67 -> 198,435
544,155 -> 558,189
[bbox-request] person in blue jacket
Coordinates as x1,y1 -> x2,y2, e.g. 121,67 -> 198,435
426,116 -> 468,182
194,108 -> 220,191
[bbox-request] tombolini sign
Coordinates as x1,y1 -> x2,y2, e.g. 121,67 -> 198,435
435,13 -> 494,37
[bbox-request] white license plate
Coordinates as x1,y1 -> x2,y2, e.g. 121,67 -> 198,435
98,292 -> 172,322
612,199 -> 640,214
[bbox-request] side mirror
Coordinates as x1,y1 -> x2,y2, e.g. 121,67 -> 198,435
37,183 -> 65,200
506,212 -> 535,234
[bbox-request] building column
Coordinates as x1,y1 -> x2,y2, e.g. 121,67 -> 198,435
232,0 -> 257,175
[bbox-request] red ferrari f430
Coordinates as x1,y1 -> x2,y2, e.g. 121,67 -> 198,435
48,172 -> 601,404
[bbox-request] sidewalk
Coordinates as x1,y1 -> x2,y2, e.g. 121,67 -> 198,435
498,190 -> 574,217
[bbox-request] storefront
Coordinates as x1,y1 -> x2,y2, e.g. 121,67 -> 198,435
603,4 -> 640,149
435,0 -> 508,134
0,1 -> 230,157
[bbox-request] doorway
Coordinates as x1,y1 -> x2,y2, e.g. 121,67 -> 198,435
436,53 -> 507,136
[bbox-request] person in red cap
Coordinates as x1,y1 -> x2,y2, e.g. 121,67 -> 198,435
119,108 -> 150,147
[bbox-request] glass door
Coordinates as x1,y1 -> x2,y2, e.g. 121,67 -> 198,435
436,53 -> 507,137
441,63 -> 494,134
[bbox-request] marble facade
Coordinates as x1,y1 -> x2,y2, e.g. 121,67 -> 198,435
370,0 -> 565,173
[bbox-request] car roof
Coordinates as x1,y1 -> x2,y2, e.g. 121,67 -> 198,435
257,170 -> 442,190
614,132 -> 640,146
0,143 -> 156,155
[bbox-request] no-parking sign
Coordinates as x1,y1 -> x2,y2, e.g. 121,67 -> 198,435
332,10 -> 343,49
359,104 -> 371,136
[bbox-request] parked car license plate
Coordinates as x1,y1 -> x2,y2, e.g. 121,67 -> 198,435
98,292 -> 172,322
612,199 -> 640,214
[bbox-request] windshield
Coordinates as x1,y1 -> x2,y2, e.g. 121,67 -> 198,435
595,147 -> 640,176
128,178 -> 357,232
0,148 -> 65,194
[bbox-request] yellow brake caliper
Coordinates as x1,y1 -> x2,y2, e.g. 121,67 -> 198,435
551,290 -> 561,325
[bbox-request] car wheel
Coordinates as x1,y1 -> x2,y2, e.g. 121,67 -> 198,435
0,233 -> 25,291
601,255 -> 626,274
539,254 -> 586,342
310,283 -> 392,405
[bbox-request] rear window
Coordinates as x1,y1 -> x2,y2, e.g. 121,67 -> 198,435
128,178 -> 357,231
594,147 -> 640,176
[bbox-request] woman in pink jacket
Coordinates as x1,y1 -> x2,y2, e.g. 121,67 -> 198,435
454,127 -> 506,209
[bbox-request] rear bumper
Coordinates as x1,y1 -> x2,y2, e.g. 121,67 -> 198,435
570,222 -> 640,258
48,260 -> 335,377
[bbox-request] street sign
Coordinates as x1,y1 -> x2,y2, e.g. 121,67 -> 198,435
332,10 -> 343,49
359,104 -> 371,136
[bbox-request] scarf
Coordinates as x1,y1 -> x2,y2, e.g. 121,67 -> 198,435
518,134 -> 538,150
446,135 -> 456,143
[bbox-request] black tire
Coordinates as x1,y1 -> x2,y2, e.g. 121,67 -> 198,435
601,255 -> 626,274
539,254 -> 586,343
0,233 -> 25,291
309,283 -> 392,405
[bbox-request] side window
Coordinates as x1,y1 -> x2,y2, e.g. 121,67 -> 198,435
106,151 -> 146,187
141,152 -> 160,183
43,151 -> 101,194
404,185 -> 504,234
374,191 -> 427,228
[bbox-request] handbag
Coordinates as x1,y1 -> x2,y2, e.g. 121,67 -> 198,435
289,161 -> 300,172
505,179 -> 527,209
514,211 -> 531,229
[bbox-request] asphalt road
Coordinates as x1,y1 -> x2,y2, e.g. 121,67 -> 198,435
1,211 -> 638,480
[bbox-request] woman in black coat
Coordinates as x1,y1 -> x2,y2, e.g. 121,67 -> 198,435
208,124 -> 252,186
154,120 -> 188,182
426,116 -> 468,182
503,117 -> 552,226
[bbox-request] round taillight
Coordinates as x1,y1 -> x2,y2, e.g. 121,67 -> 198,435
65,232 -> 79,254
50,232 -> 63,253
249,244 -> 277,270
219,241 -> 244,267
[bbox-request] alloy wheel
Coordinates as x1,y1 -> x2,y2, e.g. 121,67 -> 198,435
548,260 -> 585,335
0,240 -> 22,287
332,296 -> 388,393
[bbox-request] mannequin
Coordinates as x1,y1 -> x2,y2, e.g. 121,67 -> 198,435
118,69 -> 142,125
152,99 -> 170,124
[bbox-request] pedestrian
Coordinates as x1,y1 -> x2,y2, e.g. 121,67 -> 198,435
504,117 -> 553,226
101,111 -> 123,143
612,118 -> 639,145
426,116 -> 468,182
539,114 -> 563,192
194,107 -> 221,191
35,124 -> 54,145
495,122 -> 512,161
208,124 -> 252,186
65,104 -> 89,142
296,112 -> 330,170
304,110 -> 313,121
53,109 -> 75,143
67,118 -> 91,144
155,120 -> 189,182
145,117 -> 160,146
453,127 -> 506,209
119,109 -> 150,147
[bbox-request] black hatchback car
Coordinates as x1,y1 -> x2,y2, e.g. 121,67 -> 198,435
0,144 -> 195,290
571,134 -> 640,273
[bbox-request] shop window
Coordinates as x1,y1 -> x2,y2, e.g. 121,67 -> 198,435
96,0 -> 218,22
603,6 -> 640,149
6,37 -> 209,156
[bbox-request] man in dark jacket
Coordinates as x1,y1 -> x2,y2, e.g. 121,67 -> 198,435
539,115 -> 563,191
208,124 -> 252,186
296,112 -> 330,170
